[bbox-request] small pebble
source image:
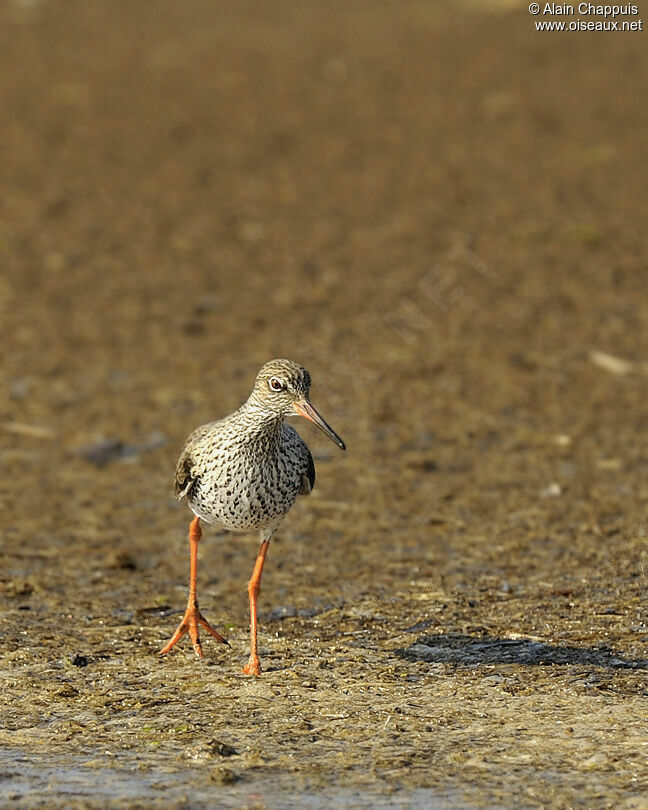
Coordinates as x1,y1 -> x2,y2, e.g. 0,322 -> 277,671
207,740 -> 238,757
539,482 -> 562,498
210,767 -> 237,785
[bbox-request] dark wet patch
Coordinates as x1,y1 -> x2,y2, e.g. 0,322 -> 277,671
396,634 -> 648,670
76,433 -> 167,467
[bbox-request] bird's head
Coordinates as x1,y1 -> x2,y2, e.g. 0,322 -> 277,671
252,359 -> 345,450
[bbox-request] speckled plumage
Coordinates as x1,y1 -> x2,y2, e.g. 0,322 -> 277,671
174,360 -> 317,534
175,413 -> 315,531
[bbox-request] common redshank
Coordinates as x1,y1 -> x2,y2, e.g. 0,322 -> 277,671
159,359 -> 345,675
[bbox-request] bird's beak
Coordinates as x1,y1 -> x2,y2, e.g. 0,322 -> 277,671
293,399 -> 346,450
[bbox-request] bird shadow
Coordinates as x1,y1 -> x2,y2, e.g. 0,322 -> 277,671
395,633 -> 648,671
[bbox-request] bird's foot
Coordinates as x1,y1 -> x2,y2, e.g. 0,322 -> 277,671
159,602 -> 229,657
242,654 -> 262,676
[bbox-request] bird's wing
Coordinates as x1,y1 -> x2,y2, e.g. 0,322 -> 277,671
174,422 -> 218,500
174,450 -> 199,500
299,446 -> 316,496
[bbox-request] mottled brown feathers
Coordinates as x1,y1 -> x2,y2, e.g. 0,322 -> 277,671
174,453 -> 196,500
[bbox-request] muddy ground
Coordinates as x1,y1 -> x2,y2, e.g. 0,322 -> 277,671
1,1 -> 648,807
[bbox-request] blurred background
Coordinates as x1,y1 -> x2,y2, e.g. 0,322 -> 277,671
1,0 -> 648,806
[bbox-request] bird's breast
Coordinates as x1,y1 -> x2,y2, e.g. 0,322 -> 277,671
186,434 -> 307,530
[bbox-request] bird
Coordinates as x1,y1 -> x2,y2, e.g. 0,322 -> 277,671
159,358 -> 346,675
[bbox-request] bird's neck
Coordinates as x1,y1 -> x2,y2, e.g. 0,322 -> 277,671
238,395 -> 286,443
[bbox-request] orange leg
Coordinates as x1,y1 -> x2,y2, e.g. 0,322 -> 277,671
242,540 -> 270,676
159,516 -> 229,656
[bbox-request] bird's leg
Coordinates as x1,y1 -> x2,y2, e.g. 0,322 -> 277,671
242,539 -> 270,676
159,516 -> 229,656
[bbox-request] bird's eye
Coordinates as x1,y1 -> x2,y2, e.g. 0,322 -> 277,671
268,377 -> 284,392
